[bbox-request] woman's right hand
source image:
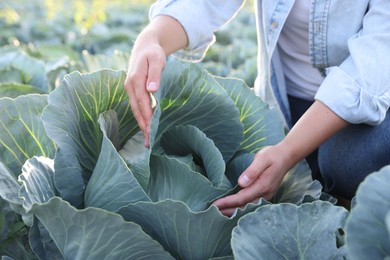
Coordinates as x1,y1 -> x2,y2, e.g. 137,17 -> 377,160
124,15 -> 188,148
124,37 -> 166,148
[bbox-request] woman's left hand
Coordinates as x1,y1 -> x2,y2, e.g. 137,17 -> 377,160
212,145 -> 294,216
212,100 -> 349,217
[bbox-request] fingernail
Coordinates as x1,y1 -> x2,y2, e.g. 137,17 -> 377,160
147,82 -> 158,91
144,138 -> 150,148
239,175 -> 250,186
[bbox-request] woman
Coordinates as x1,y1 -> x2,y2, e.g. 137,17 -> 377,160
124,0 -> 390,216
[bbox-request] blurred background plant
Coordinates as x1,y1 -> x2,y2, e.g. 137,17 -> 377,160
0,0 -> 257,88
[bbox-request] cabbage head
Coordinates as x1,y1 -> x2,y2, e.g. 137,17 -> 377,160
0,60 -> 343,259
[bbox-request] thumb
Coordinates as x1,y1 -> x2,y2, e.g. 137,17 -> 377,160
238,169 -> 256,188
146,56 -> 165,93
238,152 -> 269,188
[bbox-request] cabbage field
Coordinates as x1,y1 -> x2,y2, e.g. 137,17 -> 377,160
0,1 -> 389,259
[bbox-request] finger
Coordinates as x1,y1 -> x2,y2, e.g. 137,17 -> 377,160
136,91 -> 153,147
125,72 -> 151,147
130,93 -> 150,148
125,78 -> 146,130
144,125 -> 150,148
135,54 -> 165,143
215,197 -> 259,217
212,187 -> 260,211
219,207 -> 237,217
146,53 -> 165,93
238,149 -> 271,188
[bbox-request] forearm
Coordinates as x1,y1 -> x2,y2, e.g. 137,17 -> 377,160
134,15 -> 188,56
279,100 -> 349,165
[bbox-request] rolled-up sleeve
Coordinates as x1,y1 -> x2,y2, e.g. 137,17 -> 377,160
315,1 -> 390,126
149,0 -> 245,61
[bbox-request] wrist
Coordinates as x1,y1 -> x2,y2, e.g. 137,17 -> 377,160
137,15 -> 188,56
274,140 -> 302,170
134,28 -> 159,49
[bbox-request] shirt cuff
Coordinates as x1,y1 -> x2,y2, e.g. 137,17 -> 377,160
315,67 -> 390,126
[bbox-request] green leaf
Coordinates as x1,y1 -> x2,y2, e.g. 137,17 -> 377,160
345,165 -> 390,259
41,69 -> 137,206
273,161 -> 323,204
30,197 -> 174,259
0,95 -> 56,178
0,163 -> 31,227
45,56 -> 80,92
232,202 -> 348,259
0,162 -> 23,207
28,218 -> 62,260
0,83 -> 45,98
84,113 -> 150,212
31,44 -> 80,62
225,152 -> 254,186
0,198 -> 36,260
152,61 -> 243,162
118,200 -> 245,259
160,125 -> 231,189
119,131 -> 151,190
99,110 -> 120,149
18,157 -> 56,212
81,51 -> 129,72
52,148 -> 85,209
215,76 -> 285,153
0,48 -> 48,92
386,211 -> 390,245
147,154 -> 227,211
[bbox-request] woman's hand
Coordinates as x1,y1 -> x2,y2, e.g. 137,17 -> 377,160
124,16 -> 188,147
213,100 -> 348,216
125,39 -> 166,148
212,144 -> 295,216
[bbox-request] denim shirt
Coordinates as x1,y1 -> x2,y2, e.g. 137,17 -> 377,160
150,0 -> 390,128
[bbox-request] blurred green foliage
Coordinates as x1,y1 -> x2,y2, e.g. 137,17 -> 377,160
0,0 -> 257,86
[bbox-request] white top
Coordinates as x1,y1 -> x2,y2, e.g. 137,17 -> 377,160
278,0 -> 324,101
150,0 -> 390,126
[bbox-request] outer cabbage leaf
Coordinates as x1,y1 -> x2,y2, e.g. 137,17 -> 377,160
273,161 -> 323,204
0,83 -> 45,98
84,112 -> 150,212
386,211 -> 390,246
0,162 -> 31,229
30,197 -> 174,259
81,51 -> 129,73
28,218 -> 62,260
1,157 -> 58,259
0,95 -> 56,178
45,56 -> 82,92
232,201 -> 348,259
214,76 -> 284,153
345,165 -> 390,259
0,48 -> 48,92
0,162 -> 24,208
0,197 -> 37,260
41,69 -> 137,207
118,200 -> 258,259
18,157 -> 57,212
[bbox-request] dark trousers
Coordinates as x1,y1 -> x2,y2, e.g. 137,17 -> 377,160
287,95 -> 390,200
